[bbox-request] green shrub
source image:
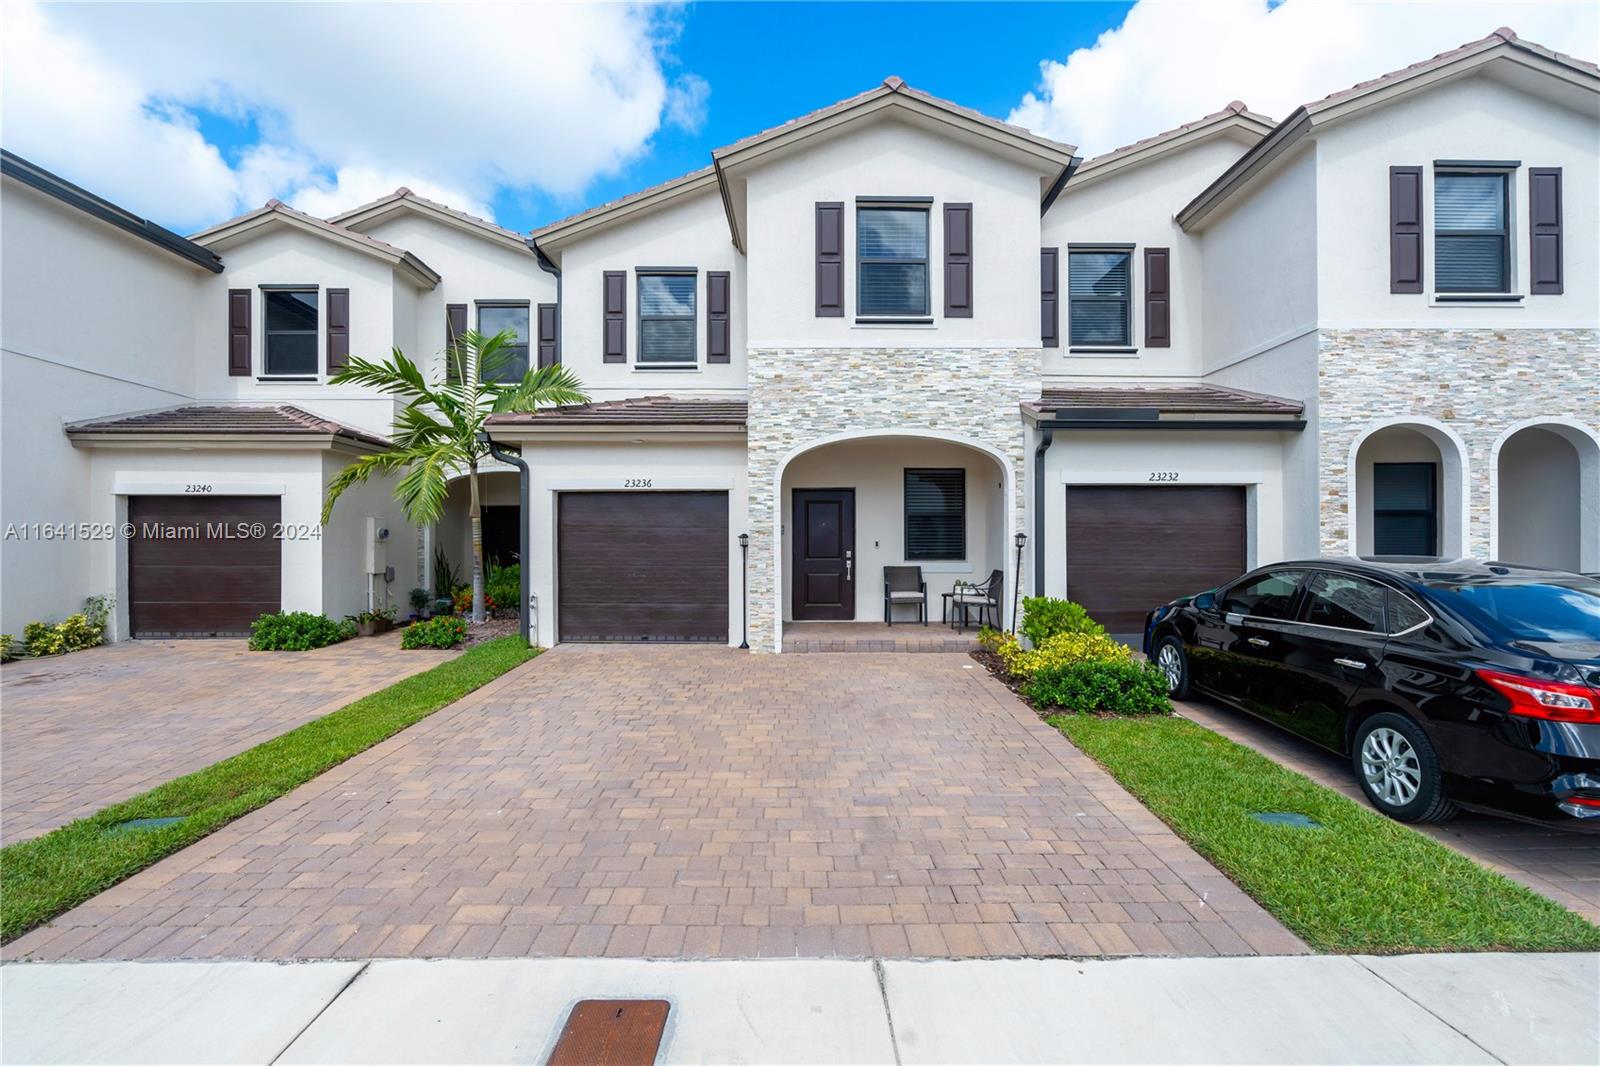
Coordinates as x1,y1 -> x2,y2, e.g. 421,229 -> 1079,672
401,615 -> 469,649
485,564 -> 520,612
249,611 -> 355,651
1020,596 -> 1104,646
432,545 -> 460,600
976,625 -> 1009,652
453,587 -> 493,615
1002,631 -> 1130,679
19,595 -> 112,657
1023,659 -> 1171,716
409,587 -> 431,614
0,634 -> 17,662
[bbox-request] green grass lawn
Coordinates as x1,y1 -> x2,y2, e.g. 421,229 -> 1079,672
1,636 -> 538,943
1050,712 -> 1600,954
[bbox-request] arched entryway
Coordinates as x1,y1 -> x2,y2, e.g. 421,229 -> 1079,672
773,431 -> 1016,651
1349,419 -> 1469,559
1493,419 -> 1600,572
433,466 -> 521,592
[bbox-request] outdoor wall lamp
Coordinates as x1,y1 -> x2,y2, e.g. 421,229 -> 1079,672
1011,531 -> 1028,633
738,533 -> 750,649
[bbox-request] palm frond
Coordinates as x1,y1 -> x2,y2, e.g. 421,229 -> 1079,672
392,446 -> 455,525
321,450 -> 411,524
329,349 -> 433,400
493,364 -> 591,413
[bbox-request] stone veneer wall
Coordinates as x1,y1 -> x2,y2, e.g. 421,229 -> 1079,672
1317,328 -> 1599,557
747,347 -> 1039,652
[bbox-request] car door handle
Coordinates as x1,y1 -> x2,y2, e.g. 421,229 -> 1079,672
1334,658 -> 1367,670
1247,637 -> 1270,647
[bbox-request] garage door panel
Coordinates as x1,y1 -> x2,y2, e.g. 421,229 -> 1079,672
558,492 -> 728,643
128,496 -> 282,638
1066,486 -> 1245,635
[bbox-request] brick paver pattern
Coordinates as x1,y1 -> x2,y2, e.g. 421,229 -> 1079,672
8,646 -> 1307,962
1178,699 -> 1600,922
1,634 -> 455,843
783,622 -> 981,653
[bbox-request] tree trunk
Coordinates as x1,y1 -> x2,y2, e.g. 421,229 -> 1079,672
468,460 -> 486,624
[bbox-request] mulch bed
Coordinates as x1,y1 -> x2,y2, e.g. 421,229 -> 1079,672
460,615 -> 521,648
971,649 -> 1028,698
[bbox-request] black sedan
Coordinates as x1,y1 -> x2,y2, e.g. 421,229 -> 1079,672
1143,558 -> 1600,830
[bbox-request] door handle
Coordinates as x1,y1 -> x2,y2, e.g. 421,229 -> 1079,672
844,550 -> 852,581
1334,658 -> 1367,670
1247,637 -> 1270,647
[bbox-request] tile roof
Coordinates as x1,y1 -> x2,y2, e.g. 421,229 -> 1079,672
488,396 -> 748,427
187,200 -> 441,286
329,186 -> 529,246
1027,385 -> 1304,417
1080,101 -> 1276,170
527,166 -> 717,244
66,404 -> 390,447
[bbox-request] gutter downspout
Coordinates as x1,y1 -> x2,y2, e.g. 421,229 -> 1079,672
529,240 -> 561,365
479,430 -> 532,647
1033,427 -> 1054,597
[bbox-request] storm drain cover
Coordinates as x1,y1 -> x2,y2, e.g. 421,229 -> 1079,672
1251,812 -> 1322,828
108,816 -> 185,834
547,1000 -> 670,1066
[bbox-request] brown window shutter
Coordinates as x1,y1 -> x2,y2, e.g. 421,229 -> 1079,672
445,303 -> 467,382
1528,167 -> 1563,295
325,288 -> 350,373
227,289 -> 251,376
943,203 -> 973,318
1040,248 -> 1059,348
1143,248 -> 1170,348
603,271 -> 627,362
815,202 -> 844,317
1389,166 -> 1423,293
706,271 -> 731,363
537,303 -> 558,367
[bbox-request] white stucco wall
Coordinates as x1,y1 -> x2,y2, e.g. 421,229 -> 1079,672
1494,425 -> 1584,570
1042,135 -> 1254,381
554,189 -> 746,399
0,179 -> 206,634
320,451 -> 418,622
779,436 -> 1006,622
744,118 -> 1045,349
1315,70 -> 1600,327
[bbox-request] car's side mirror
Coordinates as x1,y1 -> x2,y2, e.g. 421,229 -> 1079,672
1194,591 -> 1218,612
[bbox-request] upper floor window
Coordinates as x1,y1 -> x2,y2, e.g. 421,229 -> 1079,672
1068,248 -> 1131,347
1435,171 -> 1509,293
263,288 -> 318,376
904,468 -> 965,561
477,303 -> 529,383
637,272 -> 696,365
857,204 -> 929,319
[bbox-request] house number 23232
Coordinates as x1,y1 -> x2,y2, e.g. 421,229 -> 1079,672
624,478 -> 653,488
1148,472 -> 1179,482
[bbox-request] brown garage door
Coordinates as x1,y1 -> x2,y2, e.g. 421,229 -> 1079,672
128,495 -> 281,638
558,491 -> 728,642
1065,485 -> 1245,635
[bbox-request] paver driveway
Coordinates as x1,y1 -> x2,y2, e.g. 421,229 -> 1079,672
8,646 -> 1305,961
0,634 -> 455,843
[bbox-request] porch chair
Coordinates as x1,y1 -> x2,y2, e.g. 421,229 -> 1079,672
883,566 -> 928,626
949,569 -> 1003,631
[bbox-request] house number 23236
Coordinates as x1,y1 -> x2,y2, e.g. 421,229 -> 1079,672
1148,471 -> 1179,482
624,478 -> 653,488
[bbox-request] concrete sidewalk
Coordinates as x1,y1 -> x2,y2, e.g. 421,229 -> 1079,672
3,953 -> 1595,1064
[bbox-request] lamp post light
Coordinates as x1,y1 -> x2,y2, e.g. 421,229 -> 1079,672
1011,531 -> 1028,633
738,533 -> 750,650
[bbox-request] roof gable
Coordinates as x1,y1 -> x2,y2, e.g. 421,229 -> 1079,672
1065,102 -> 1275,193
190,200 -> 441,288
330,188 -> 532,256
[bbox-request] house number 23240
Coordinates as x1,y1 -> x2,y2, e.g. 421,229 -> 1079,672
1148,472 -> 1179,482
624,478 -> 653,488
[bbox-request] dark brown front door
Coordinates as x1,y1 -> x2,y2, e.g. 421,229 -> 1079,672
557,491 -> 728,642
128,495 -> 282,638
792,488 -> 855,620
1065,485 -> 1245,635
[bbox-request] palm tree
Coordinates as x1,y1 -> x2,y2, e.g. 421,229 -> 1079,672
321,329 -> 587,624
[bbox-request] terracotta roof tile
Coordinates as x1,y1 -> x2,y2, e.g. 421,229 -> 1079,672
489,396 -> 747,427
1081,102 -> 1276,170
66,404 -> 390,447
1027,385 -> 1303,417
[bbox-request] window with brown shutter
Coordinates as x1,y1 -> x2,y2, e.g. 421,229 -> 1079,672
1143,248 -> 1170,348
537,303 -> 558,367
603,271 -> 627,362
944,202 -> 973,318
325,288 -> 349,373
445,303 -> 466,382
228,289 -> 251,376
1529,167 -> 1563,295
815,202 -> 844,316
706,271 -> 731,363
1390,166 -> 1423,293
1040,247 -> 1059,348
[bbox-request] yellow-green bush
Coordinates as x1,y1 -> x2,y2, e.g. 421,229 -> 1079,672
998,630 -> 1130,679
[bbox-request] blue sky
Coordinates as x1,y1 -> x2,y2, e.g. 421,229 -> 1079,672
4,1 -> 1593,237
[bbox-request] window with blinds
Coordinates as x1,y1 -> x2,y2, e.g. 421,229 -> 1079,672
477,303 -> 530,382
638,272 -> 696,364
1373,462 -> 1437,557
263,288 -> 318,376
857,206 -> 929,318
904,468 -> 965,561
1435,172 -> 1509,293
1068,249 -> 1131,346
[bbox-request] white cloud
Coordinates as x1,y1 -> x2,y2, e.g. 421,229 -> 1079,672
1,1 -> 697,231
1009,0 -> 1599,157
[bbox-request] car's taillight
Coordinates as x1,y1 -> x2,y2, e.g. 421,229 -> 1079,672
1476,668 -> 1600,724
1565,795 -> 1600,808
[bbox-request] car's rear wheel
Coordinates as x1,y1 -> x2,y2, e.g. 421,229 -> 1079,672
1352,712 -> 1456,823
1153,635 -> 1191,699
